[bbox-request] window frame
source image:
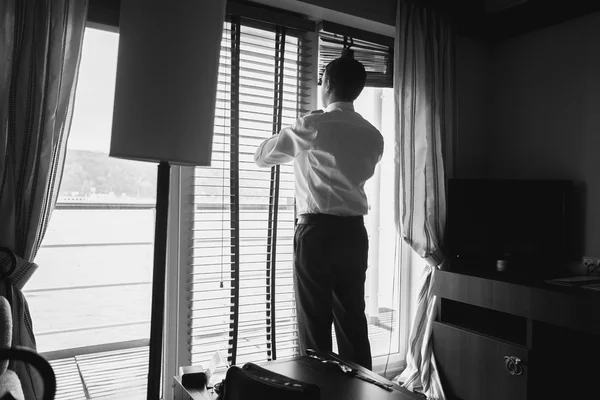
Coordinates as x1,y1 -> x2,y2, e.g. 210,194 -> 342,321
32,17 -> 153,399
165,9 -> 319,400
68,2 -> 407,399
166,90 -> 410,397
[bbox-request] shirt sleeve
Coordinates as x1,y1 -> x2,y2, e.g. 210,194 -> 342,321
254,116 -> 317,167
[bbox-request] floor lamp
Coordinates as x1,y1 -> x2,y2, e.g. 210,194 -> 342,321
108,1 -> 227,399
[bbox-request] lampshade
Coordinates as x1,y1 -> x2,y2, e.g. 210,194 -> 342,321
110,0 -> 226,166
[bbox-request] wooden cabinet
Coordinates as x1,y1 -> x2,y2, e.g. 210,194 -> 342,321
433,322 -> 528,400
432,269 -> 600,400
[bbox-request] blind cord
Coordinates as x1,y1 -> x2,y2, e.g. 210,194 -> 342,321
219,23 -> 231,289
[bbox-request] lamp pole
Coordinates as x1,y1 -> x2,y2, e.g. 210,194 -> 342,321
147,161 -> 170,400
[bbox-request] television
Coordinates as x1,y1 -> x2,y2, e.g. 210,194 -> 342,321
446,179 -> 573,276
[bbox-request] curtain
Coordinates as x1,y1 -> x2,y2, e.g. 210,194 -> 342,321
392,1 -> 454,399
0,0 -> 88,398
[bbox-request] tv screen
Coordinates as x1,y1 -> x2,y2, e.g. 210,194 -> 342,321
446,179 -> 572,268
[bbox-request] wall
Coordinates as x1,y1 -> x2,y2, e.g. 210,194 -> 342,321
297,0 -> 397,26
455,35 -> 491,177
484,12 -> 600,257
295,0 -> 483,38
250,0 -> 395,37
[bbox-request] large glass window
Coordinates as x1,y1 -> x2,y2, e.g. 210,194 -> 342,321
29,16 -> 400,400
355,87 -> 399,359
30,27 -> 153,399
184,18 -> 312,370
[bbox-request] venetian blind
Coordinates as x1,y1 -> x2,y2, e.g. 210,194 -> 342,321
318,21 -> 394,88
187,16 -> 313,368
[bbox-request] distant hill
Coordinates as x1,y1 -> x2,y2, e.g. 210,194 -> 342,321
59,149 -> 291,204
60,150 -> 157,199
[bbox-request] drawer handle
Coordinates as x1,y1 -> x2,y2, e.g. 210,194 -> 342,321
504,356 -> 523,376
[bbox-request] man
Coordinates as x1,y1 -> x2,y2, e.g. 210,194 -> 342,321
254,49 -> 384,370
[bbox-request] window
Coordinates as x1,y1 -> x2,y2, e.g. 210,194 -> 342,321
317,21 -> 394,88
29,9 -> 401,400
180,17 -> 313,371
316,28 -> 401,369
29,27 -> 153,399
175,13 -> 402,381
352,87 -> 399,360
313,85 -> 401,364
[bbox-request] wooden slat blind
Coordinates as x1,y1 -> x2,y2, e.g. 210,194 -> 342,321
186,16 -> 314,368
318,21 -> 393,88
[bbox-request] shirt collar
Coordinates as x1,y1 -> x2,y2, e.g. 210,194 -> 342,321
325,102 -> 354,112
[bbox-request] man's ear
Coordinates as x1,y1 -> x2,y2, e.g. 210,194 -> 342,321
325,79 -> 332,94
322,77 -> 330,94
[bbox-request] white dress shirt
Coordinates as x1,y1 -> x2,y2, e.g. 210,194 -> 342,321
254,102 -> 384,216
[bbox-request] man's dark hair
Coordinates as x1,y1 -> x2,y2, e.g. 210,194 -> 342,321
324,48 -> 367,102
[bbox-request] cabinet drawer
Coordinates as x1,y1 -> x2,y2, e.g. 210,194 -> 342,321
433,322 -> 528,400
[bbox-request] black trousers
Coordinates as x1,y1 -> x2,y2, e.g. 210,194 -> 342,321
293,213 -> 372,370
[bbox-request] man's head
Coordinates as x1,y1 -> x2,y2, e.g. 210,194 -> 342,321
320,48 -> 367,108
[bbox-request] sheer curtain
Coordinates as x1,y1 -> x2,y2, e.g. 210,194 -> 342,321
0,0 -> 88,398
392,1 -> 455,399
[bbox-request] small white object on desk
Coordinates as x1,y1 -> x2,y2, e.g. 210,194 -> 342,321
496,260 -> 508,272
206,350 -> 228,387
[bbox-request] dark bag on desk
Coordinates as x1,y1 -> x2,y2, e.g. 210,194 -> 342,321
217,362 -> 320,400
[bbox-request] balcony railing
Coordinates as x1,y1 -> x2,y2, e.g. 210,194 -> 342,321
28,200 -> 396,399
26,201 -> 155,399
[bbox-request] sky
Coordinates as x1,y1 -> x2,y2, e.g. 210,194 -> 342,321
68,28 -> 119,153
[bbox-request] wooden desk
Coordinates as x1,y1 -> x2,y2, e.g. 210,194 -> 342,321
174,353 -> 424,400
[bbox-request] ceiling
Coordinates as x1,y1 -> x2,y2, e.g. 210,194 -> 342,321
483,0 -> 530,14
457,0 -> 600,39
87,0 -> 600,42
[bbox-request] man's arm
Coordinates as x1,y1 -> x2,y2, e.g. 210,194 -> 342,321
254,115 -> 318,167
